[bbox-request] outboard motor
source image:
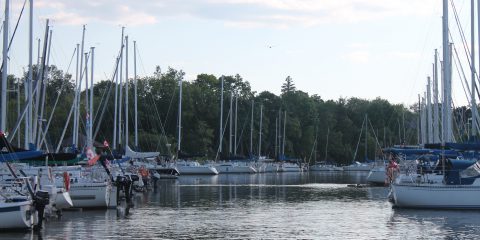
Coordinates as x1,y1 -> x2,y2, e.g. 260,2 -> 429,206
33,190 -> 50,231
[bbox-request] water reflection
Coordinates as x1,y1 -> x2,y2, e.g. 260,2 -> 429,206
2,172 -> 480,239
389,209 -> 480,239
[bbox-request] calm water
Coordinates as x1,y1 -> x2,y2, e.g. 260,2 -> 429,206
4,172 -> 480,239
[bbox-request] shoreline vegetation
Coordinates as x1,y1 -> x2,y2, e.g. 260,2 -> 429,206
5,65 -> 418,165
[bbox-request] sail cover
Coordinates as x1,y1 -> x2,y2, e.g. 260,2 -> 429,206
125,145 -> 159,159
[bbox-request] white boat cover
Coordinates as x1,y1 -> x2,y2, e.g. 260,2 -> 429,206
125,145 -> 159,159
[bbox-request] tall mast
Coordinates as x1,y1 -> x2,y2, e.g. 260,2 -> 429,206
234,95 -> 238,155
418,94 -> 421,144
422,94 -> 427,144
427,77 -> 433,143
364,114 -> 368,160
177,73 -> 182,154
258,104 -> 263,159
442,0 -> 452,143
133,41 -> 138,148
250,99 -> 253,157
33,38 -> 40,143
282,110 -> 286,157
118,28 -> 124,148
89,47 -> 94,148
76,25 -> 85,147
1,0 -> 9,132
113,28 -> 124,149
219,77 -> 224,154
125,35 -> 129,148
325,128 -> 329,161
229,91 -> 233,155
36,28 -> 52,148
83,52 -> 89,148
278,109 -> 281,158
73,43 -> 79,147
472,0 -> 477,138
275,117 -> 278,159
25,0 -> 33,148
433,50 -> 440,143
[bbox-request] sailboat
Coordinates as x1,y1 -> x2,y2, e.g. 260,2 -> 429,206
343,115 -> 374,171
215,86 -> 256,174
390,0 -> 480,209
172,70 -> 217,175
310,128 -> 342,171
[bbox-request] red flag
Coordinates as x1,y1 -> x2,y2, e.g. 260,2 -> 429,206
88,155 -> 100,166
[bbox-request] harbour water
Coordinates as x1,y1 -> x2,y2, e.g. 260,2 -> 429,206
3,172 -> 480,239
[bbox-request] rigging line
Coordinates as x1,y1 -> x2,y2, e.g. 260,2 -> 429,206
452,43 -> 480,131
449,97 -> 461,142
235,103 -> 249,155
147,91 -> 170,154
453,45 -> 472,104
136,51 -> 172,153
367,118 -> 384,156
0,0 -> 26,72
215,107 -> 232,161
92,52 -> 120,127
93,47 -> 124,140
39,47 -> 77,150
450,0 -> 480,93
136,46 -> 173,150
352,115 -> 366,163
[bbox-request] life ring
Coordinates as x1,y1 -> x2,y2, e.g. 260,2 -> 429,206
63,172 -> 70,191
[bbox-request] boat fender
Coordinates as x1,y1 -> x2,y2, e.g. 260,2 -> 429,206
63,172 -> 70,191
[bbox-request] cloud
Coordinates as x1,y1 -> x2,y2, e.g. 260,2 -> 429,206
344,50 -> 370,64
35,0 -> 437,28
36,0 -> 158,26
386,51 -> 421,61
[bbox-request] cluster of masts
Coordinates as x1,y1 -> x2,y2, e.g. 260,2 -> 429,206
0,0 -> 143,155
417,0 -> 480,145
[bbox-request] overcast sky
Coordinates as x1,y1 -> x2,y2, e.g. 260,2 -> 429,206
5,0 -> 476,106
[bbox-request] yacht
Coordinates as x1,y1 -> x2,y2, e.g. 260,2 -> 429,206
215,161 -> 257,174
391,158 -> 480,209
310,162 -> 343,171
278,162 -> 302,172
174,160 -> 218,175
343,161 -> 373,171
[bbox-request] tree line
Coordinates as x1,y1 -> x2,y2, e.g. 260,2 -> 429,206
4,65 -> 418,165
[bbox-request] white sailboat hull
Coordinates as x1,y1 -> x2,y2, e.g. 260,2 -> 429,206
278,164 -> 302,172
216,165 -> 256,174
366,167 -> 386,184
68,182 -> 111,208
264,165 -> 278,172
55,190 -> 74,209
0,201 -> 33,229
343,165 -> 373,171
175,162 -> 218,175
310,165 -> 343,171
392,183 -> 480,209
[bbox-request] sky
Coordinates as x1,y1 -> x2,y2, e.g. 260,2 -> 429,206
4,0 -> 477,106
